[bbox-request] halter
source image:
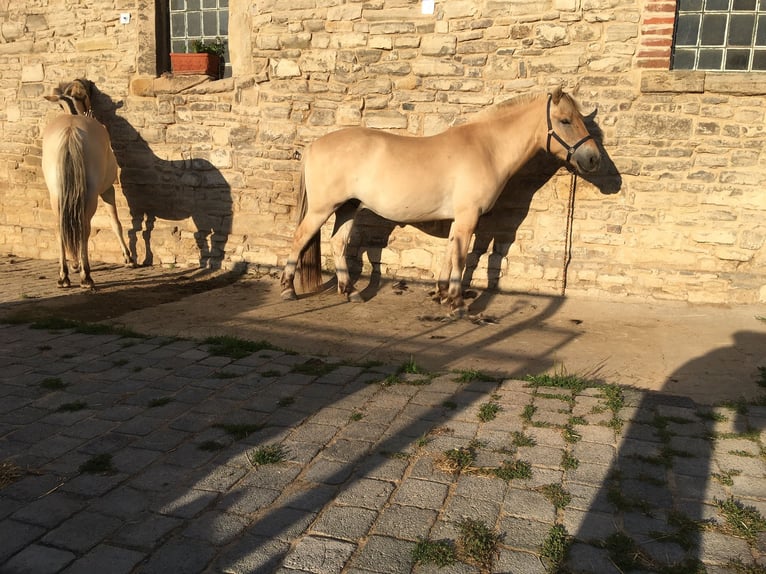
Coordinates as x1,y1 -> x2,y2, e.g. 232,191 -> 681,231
61,80 -> 94,117
546,94 -> 593,164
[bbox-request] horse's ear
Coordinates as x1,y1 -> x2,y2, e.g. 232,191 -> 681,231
44,94 -> 60,103
550,86 -> 564,105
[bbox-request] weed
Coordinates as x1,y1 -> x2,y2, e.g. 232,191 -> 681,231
350,412 -> 364,422
205,336 -> 280,359
604,532 -> 640,571
37,345 -> 52,351
541,524 -> 570,571
697,409 -> 727,423
442,400 -> 457,410
381,451 -> 410,460
400,356 -> 426,374
521,404 -> 537,422
198,440 -> 226,451
442,444 -> 478,473
56,401 -> 87,412
539,484 -> 572,510
568,415 -> 587,426
457,518 -> 501,570
715,496 -> 766,540
260,370 -> 281,378
758,366 -> 766,388
561,452 -> 579,470
213,371 -> 239,379
412,538 -> 457,567
112,358 -> 129,367
248,444 -> 288,466
478,400 -> 501,422
148,397 -> 173,408
25,317 -> 145,338
730,450 -> 756,457
277,396 -> 295,407
453,369 -> 498,383
712,469 -> 742,486
649,510 -> 703,552
525,370 -> 590,393
213,422 -> 264,440
0,460 -> 23,489
562,425 -> 582,444
40,377 -> 67,391
494,459 -> 532,481
726,558 -> 766,573
415,435 -> 431,448
511,431 -> 536,447
291,358 -> 337,377
79,453 -> 115,474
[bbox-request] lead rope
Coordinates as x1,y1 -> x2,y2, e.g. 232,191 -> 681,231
561,171 -> 577,297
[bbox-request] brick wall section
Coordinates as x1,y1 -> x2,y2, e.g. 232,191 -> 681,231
1,0 -> 765,304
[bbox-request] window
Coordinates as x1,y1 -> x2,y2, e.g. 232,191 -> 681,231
672,0 -> 766,70
157,0 -> 230,78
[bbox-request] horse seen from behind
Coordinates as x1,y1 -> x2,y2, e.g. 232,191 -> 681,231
280,87 -> 601,313
41,78 -> 135,290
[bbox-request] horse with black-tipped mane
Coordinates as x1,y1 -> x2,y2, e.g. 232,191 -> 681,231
41,78 -> 135,290
280,87 -> 601,314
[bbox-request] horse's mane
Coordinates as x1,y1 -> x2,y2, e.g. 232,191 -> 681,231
466,87 -> 576,123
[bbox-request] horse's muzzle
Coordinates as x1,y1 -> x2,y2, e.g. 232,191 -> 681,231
573,146 -> 601,174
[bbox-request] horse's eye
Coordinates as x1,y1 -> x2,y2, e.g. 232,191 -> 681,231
560,118 -> 571,125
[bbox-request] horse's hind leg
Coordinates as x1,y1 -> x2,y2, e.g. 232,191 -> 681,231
78,219 -> 95,290
435,222 -> 455,304
281,211 -> 331,299
56,233 -> 71,288
330,203 -> 361,302
445,216 -> 478,316
101,186 -> 136,267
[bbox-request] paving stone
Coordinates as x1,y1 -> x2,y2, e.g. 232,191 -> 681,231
281,535 -> 356,572
374,504 -> 437,540
2,543 -> 76,574
182,510 -> 250,545
311,505 -> 378,541
138,536 -> 216,574
41,511 -> 123,553
61,544 -> 145,574
112,512 -> 182,548
350,535 -> 415,573
11,491 -> 85,528
333,477 -> 394,510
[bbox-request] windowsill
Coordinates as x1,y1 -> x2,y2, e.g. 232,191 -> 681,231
641,70 -> 766,95
131,74 -> 235,97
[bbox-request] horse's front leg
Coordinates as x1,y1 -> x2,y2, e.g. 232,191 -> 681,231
446,218 -> 478,316
331,203 -> 361,302
435,222 -> 455,304
101,186 -> 137,268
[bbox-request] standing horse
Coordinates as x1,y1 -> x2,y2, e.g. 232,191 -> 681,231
280,87 -> 601,312
41,79 -> 135,289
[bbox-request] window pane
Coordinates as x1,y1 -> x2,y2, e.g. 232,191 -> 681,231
219,11 -> 228,35
756,15 -> 766,45
187,11 -> 201,36
187,0 -> 200,10
170,0 -> 185,10
701,14 -> 727,44
677,14 -> 701,45
673,49 -> 697,68
732,0 -> 756,8
725,48 -> 750,68
170,13 -> 186,37
202,0 -> 217,8
203,11 -> 218,36
705,0 -> 730,9
679,0 -> 703,8
698,48 -> 724,68
752,49 -> 766,68
729,14 -> 755,44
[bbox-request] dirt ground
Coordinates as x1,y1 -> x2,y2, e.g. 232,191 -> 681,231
2,253 -> 765,405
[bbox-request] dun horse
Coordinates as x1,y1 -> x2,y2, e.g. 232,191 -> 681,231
280,87 -> 601,312
41,79 -> 134,289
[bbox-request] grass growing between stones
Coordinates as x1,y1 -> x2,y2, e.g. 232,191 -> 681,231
541,524 -> 570,572
0,460 -> 23,489
56,400 -> 87,412
40,377 -> 67,391
247,444 -> 288,466
539,484 -> 572,510
148,397 -> 173,408
3,315 -> 146,339
205,336 -> 282,359
79,454 -> 115,475
291,358 -> 338,377
478,396 -> 501,422
716,496 -> 766,541
457,518 -> 501,570
213,422 -> 264,440
412,538 -> 458,568
453,369 -> 499,383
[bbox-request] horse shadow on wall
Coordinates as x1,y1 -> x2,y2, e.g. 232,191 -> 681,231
92,87 -> 232,270
344,114 -> 622,307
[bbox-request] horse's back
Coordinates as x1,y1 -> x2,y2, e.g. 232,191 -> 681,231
42,115 -> 117,197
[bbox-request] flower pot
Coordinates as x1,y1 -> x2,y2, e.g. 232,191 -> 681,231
170,53 -> 221,78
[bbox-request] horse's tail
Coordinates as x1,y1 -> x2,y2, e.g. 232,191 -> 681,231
56,126 -> 88,261
296,167 -> 323,293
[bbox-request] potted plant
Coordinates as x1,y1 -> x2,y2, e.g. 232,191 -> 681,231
170,38 -> 225,78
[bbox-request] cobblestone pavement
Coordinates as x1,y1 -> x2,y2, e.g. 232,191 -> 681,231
1,321 -> 765,573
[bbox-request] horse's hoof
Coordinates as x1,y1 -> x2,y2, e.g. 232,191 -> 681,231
450,305 -> 467,319
348,291 -> 363,303
81,282 -> 96,291
125,260 -> 138,269
281,288 -> 297,301
57,279 -> 70,288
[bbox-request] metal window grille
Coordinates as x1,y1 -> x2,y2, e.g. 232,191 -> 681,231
169,0 -> 230,77
672,0 -> 766,70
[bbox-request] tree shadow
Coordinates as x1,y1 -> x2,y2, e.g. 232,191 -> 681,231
90,87 -> 232,270
567,329 -> 766,572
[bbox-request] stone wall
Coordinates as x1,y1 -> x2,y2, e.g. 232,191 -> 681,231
1,0 -> 765,304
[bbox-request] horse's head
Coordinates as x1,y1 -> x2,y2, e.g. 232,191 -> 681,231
44,78 -> 94,117
545,87 -> 600,174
